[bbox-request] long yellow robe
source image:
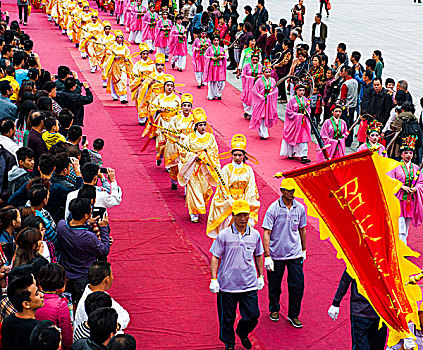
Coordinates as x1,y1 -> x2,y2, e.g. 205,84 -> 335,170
149,92 -> 181,160
178,132 -> 220,215
99,33 -> 116,81
104,43 -> 132,96
206,162 -> 260,238
80,21 -> 104,67
129,58 -> 155,109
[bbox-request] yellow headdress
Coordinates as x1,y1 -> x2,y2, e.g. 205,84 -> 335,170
103,20 -> 111,28
82,1 -> 89,7
193,107 -> 207,125
115,30 -> 124,37
155,53 -> 166,64
219,134 -> 259,165
181,93 -> 193,105
90,9 -> 98,16
163,74 -> 175,85
232,200 -> 250,215
139,42 -> 149,53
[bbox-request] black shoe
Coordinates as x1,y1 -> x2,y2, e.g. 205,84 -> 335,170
216,97 -> 221,100
270,312 -> 280,322
236,330 -> 252,350
287,156 -> 295,160
149,50 -> 153,54
120,100 -> 128,104
139,121 -> 146,126
300,157 -> 311,164
171,62 -> 175,69
225,345 -> 235,350
244,113 -> 249,119
75,43 -> 79,48
171,183 -> 177,190
260,136 -> 267,140
227,65 -> 236,70
197,84 -> 201,89
156,159 -> 162,166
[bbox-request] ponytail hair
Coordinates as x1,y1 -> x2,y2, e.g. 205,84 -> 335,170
0,206 -> 19,231
374,50 -> 384,67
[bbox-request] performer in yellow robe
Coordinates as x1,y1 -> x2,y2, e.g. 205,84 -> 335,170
67,0 -> 83,43
77,4 -> 93,58
148,74 -> 181,165
79,10 -> 104,72
136,54 -> 166,126
206,134 -> 260,238
99,21 -> 115,87
164,93 -> 196,190
104,30 -> 132,103
178,111 -> 221,223
129,42 -> 155,124
61,0 -> 76,36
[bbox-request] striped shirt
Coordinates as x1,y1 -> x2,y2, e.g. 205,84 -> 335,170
73,321 -> 90,342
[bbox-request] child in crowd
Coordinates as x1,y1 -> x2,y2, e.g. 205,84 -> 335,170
88,138 -> 104,166
310,86 -> 323,125
42,117 -> 66,150
385,77 -> 396,97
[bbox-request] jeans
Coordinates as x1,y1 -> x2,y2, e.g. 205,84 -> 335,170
217,291 -> 260,346
18,5 -> 28,22
66,278 -> 89,307
310,37 -> 321,56
350,315 -> 387,350
267,258 -> 304,318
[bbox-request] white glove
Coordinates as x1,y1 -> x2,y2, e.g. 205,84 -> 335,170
257,276 -> 265,290
209,279 -> 220,293
301,250 -> 307,260
403,338 -> 417,349
264,256 -> 274,271
328,305 -> 339,321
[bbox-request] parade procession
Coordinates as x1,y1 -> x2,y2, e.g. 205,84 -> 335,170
0,0 -> 422,349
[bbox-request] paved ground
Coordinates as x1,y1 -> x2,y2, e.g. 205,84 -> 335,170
235,0 -> 423,105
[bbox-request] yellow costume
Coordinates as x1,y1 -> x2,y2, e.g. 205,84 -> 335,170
104,31 -> 132,102
79,12 -> 104,70
178,112 -> 221,222
68,1 -> 83,42
129,43 -> 155,122
206,134 -> 260,238
99,22 -> 116,83
149,74 -> 181,162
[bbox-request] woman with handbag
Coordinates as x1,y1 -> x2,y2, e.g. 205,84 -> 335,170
291,0 -> 305,27
319,0 -> 331,18
17,0 -> 29,26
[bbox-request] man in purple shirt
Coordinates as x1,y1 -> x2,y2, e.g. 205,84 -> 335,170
209,200 -> 264,350
57,197 -> 110,306
263,182 -> 307,328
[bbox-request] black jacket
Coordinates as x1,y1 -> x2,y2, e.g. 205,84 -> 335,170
254,7 -> 268,37
55,87 -> 93,126
71,338 -> 106,350
332,270 -> 379,319
311,21 -> 327,42
0,145 -> 17,202
369,88 -> 393,126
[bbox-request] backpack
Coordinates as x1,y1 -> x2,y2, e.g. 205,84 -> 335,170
401,118 -> 421,139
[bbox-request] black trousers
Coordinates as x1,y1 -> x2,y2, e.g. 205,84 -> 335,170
342,107 -> 355,147
350,315 -> 387,350
310,36 -> 321,56
217,290 -> 260,346
66,278 -> 89,307
18,5 -> 28,22
319,1 -> 330,16
276,72 -> 288,101
267,258 -> 304,318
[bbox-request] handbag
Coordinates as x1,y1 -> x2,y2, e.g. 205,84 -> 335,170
327,0 -> 332,10
297,10 -> 302,22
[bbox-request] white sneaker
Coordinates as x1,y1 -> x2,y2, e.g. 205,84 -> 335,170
190,214 -> 199,223
103,81 -> 107,88
90,66 -> 96,73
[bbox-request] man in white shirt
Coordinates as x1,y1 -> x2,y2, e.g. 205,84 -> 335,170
74,261 -> 130,331
289,30 -> 303,57
0,119 -> 19,159
65,163 -> 122,219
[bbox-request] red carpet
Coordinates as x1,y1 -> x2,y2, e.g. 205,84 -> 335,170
8,2 -> 423,348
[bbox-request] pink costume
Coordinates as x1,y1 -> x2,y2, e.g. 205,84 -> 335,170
169,23 -> 188,70
155,18 -> 173,58
141,9 -> 159,50
357,141 -> 387,157
123,0 -> 133,30
317,117 -> 348,161
356,120 -> 368,143
240,62 -> 262,116
249,76 -> 278,139
115,0 -> 124,23
192,37 -> 211,84
387,163 -> 423,244
280,95 -> 311,158
204,44 -> 227,100
128,5 -> 145,43
35,294 -> 73,350
217,23 -> 228,39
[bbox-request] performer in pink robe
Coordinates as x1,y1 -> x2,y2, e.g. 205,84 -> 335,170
141,3 -> 159,52
387,136 -> 423,244
241,51 -> 262,119
128,0 -> 145,43
357,120 -> 387,157
204,36 -> 227,100
249,62 -> 278,140
123,0 -> 133,31
280,83 -> 312,164
169,15 -> 188,71
155,11 -> 172,61
115,0 -> 124,25
191,30 -> 211,88
317,104 -> 348,161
